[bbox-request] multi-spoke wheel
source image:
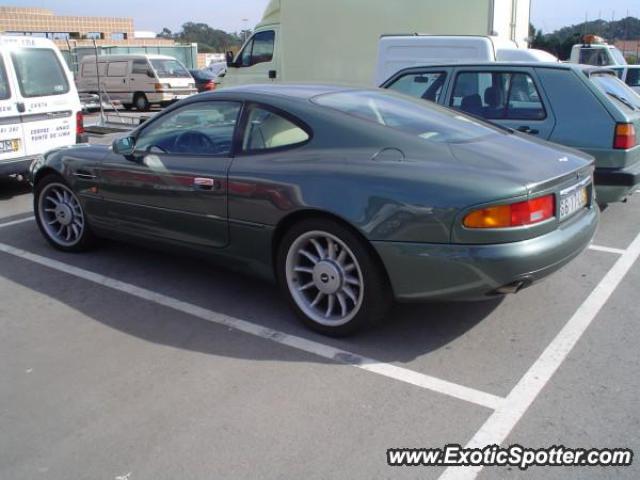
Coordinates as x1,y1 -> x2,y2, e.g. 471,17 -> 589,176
34,174 -> 95,252
277,218 -> 392,336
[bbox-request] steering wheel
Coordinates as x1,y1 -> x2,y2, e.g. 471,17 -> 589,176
174,130 -> 216,154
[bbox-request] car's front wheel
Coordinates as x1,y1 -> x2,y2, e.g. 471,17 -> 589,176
277,218 -> 392,336
34,174 -> 96,252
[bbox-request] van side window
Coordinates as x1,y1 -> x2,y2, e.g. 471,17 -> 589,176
386,72 -> 447,103
10,48 -> 69,97
451,72 -> 545,121
132,60 -> 149,75
0,57 -> 10,100
242,107 -> 309,152
237,31 -> 275,67
107,62 -> 128,77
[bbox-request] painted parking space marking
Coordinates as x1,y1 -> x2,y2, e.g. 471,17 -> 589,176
438,231 -> 640,480
588,244 -> 626,255
0,216 -> 34,229
0,241 -> 504,410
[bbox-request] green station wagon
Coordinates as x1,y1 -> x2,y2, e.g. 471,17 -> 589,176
382,63 -> 640,205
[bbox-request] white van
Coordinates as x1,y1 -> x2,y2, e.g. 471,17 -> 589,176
77,54 -> 197,111
374,35 -> 558,85
568,36 -> 627,67
0,35 -> 84,177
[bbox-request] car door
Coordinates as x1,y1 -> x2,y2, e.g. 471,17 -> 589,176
447,67 -> 556,140
0,49 -> 27,163
103,61 -> 129,103
129,59 -> 152,104
226,29 -> 279,85
97,100 -> 242,248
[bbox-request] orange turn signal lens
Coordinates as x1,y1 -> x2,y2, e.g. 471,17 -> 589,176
464,195 -> 555,229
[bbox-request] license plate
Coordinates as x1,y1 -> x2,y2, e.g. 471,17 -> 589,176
559,185 -> 588,220
0,139 -> 20,153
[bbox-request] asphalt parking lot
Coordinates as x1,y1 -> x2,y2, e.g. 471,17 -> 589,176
1,165 -> 639,478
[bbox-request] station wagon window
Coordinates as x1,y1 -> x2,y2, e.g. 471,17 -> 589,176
10,48 -> 69,97
237,30 -> 275,67
0,57 -> 10,100
132,60 -> 149,75
450,72 -> 546,121
386,72 -> 447,103
135,102 -> 241,156
107,62 -> 128,77
242,107 -> 309,151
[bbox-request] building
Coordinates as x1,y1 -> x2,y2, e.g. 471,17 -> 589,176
615,40 -> 640,62
0,6 -> 175,47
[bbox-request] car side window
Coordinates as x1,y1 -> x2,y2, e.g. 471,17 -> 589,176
242,107 -> 309,152
450,71 -> 545,121
626,69 -> 639,88
386,72 -> 447,102
0,56 -> 10,100
135,102 -> 241,156
107,62 -> 128,77
132,60 -> 149,75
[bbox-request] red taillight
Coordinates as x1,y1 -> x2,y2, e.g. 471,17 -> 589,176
76,111 -> 85,135
613,123 -> 636,149
464,194 -> 555,229
204,81 -> 216,91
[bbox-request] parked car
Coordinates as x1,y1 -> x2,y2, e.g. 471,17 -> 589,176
0,35 -> 85,177
382,62 -> 640,204
189,69 -> 218,92
610,65 -> 640,95
76,54 -> 197,111
30,85 -> 598,335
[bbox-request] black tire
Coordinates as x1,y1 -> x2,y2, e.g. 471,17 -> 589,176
133,93 -> 150,111
34,173 -> 96,252
276,218 -> 392,336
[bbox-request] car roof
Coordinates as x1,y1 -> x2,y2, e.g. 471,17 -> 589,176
213,83 -> 359,100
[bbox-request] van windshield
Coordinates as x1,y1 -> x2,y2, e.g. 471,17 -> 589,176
312,90 -> 502,144
150,59 -> 191,78
11,48 -> 69,97
590,72 -> 640,111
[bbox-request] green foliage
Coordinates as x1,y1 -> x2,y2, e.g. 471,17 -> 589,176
157,23 -> 244,52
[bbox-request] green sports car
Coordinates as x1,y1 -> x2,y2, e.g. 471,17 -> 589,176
30,85 -> 599,335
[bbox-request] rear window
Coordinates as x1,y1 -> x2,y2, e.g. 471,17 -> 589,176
0,56 -> 10,100
11,48 -> 69,97
312,90 -> 502,144
590,73 -> 640,111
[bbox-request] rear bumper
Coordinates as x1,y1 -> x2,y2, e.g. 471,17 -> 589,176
594,161 -> 640,203
373,206 -> 599,302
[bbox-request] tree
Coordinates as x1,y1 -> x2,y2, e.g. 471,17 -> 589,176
158,27 -> 174,39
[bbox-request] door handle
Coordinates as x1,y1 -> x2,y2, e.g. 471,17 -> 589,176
517,126 -> 539,135
268,70 -> 277,79
193,177 -> 221,191
122,78 -> 127,83
16,102 -> 25,113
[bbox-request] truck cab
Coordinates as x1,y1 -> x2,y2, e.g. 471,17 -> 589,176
569,35 -> 627,67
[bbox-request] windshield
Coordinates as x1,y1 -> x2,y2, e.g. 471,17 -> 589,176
590,73 -> 640,111
150,59 -> 191,78
312,90 -> 502,144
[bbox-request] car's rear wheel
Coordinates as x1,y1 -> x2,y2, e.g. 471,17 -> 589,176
34,174 -> 95,252
277,218 -> 392,336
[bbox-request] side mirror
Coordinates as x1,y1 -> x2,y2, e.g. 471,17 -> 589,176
225,51 -> 235,67
146,69 -> 155,78
112,136 -> 136,156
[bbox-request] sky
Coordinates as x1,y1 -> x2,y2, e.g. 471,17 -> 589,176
1,0 -> 638,34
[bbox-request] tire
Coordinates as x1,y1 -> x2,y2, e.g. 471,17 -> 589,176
134,93 -> 150,111
276,218 -> 392,336
34,174 -> 96,252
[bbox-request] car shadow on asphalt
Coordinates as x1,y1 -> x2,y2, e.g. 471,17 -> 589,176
0,231 -> 503,366
0,177 -> 31,200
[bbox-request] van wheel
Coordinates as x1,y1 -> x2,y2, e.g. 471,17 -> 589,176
134,93 -> 150,111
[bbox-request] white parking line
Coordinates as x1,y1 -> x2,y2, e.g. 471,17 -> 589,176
0,241 -> 504,411
439,231 -> 640,480
588,244 -> 626,255
0,216 -> 34,229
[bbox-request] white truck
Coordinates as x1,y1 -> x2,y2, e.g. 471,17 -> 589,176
221,0 -> 533,87
568,35 -> 627,67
